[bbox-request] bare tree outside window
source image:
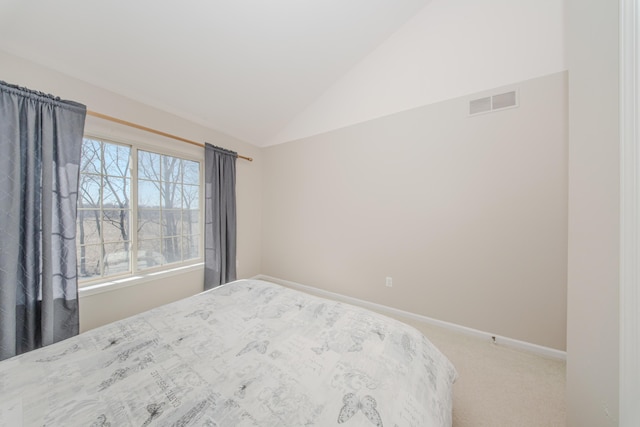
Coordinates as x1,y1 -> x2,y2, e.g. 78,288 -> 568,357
138,150 -> 200,270
77,139 -> 131,279
77,138 -> 201,284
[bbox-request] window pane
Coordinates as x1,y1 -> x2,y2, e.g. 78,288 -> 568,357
78,244 -> 102,279
183,160 -> 199,185
79,175 -> 101,208
103,143 -> 131,178
138,179 -> 161,208
161,181 -> 182,209
102,210 -> 130,243
103,242 -> 130,276
182,235 -> 199,260
77,210 -> 101,245
138,209 -> 161,240
181,210 -> 199,236
161,156 -> 181,183
137,239 -> 164,270
163,236 -> 181,263
80,139 -> 101,175
139,151 -> 161,181
183,185 -> 199,209
162,210 -> 182,237
103,177 -> 130,208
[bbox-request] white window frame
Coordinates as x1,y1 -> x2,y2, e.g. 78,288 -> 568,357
78,134 -> 204,288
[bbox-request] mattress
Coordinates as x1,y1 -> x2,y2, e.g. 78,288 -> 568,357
0,279 -> 457,426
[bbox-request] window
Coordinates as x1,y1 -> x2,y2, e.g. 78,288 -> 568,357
77,138 -> 201,283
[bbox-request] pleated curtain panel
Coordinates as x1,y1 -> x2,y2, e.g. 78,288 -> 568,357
204,143 -> 237,290
0,81 -> 86,361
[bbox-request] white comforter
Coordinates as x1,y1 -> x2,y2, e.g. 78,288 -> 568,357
0,279 -> 457,426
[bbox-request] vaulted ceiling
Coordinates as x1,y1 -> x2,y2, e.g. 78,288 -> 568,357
0,0 -> 430,146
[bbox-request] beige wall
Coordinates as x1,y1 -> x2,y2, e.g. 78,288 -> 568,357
262,72 -> 568,350
79,268 -> 203,332
0,50 -> 263,330
565,0 -> 620,425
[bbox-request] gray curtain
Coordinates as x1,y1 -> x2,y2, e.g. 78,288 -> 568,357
0,81 -> 86,361
204,143 -> 237,290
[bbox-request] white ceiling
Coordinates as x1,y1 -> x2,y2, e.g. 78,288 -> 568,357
0,0 -> 429,146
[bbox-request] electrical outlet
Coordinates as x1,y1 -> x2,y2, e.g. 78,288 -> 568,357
385,277 -> 393,287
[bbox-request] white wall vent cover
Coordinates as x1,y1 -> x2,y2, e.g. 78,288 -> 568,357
469,90 -> 518,116
469,97 -> 492,115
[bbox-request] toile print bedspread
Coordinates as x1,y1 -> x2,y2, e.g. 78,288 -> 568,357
0,279 -> 457,427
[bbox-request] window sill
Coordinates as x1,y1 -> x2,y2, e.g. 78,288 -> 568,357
78,262 -> 204,298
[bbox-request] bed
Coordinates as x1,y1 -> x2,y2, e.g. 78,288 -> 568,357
0,279 -> 457,426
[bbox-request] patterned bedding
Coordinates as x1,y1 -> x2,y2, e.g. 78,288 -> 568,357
0,279 -> 457,426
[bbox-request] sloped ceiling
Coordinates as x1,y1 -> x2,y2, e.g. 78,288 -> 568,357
0,0 -> 430,146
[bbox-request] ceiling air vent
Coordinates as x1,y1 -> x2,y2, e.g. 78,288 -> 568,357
469,90 -> 518,116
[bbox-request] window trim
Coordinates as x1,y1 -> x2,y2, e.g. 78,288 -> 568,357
78,262 -> 204,297
78,133 -> 204,287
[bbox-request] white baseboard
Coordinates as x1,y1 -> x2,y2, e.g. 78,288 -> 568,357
252,274 -> 566,361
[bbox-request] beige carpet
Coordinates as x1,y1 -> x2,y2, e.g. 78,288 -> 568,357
398,317 -> 567,427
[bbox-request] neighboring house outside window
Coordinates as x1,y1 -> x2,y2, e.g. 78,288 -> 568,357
77,137 -> 202,284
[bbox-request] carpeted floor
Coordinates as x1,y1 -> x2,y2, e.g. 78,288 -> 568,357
398,317 -> 567,427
